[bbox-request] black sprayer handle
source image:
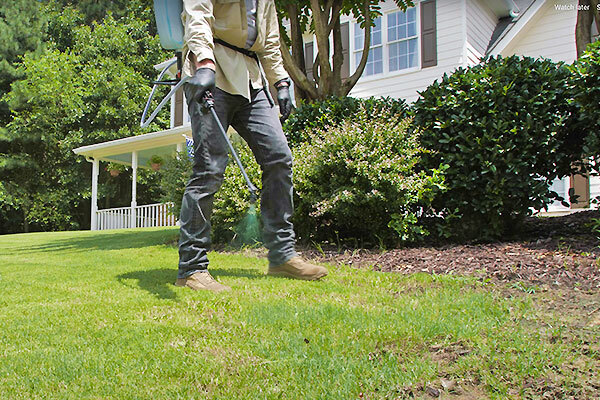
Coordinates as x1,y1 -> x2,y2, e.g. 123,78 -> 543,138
201,91 -> 259,204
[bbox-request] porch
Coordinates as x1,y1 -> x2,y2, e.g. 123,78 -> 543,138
73,124 -> 192,230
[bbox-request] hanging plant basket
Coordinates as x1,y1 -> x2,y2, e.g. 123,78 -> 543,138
149,155 -> 164,172
106,162 -> 126,177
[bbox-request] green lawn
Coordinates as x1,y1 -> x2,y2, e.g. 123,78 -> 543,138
0,228 -> 595,399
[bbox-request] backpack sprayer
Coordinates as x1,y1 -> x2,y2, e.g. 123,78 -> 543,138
143,0 -> 259,204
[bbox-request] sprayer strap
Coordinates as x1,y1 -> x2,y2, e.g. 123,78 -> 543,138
214,38 -> 259,63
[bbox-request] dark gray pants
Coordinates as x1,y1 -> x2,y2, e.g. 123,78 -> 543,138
177,86 -> 297,279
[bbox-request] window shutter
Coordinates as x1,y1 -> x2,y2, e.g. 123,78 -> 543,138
304,41 -> 314,81
340,22 -> 350,80
174,87 -> 184,127
420,0 -> 437,68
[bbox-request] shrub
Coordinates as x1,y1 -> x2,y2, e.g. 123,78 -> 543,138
158,152 -> 191,218
413,56 -> 579,240
212,141 -> 261,243
159,143 -> 261,243
292,105 -> 445,245
283,96 -> 409,147
572,40 -> 600,202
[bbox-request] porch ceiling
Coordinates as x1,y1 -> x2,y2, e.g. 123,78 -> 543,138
73,125 -> 191,168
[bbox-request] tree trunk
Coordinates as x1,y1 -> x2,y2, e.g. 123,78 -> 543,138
576,0 -> 600,57
331,15 -> 344,96
288,5 -> 309,103
276,0 -> 412,101
310,0 -> 333,97
23,206 -> 29,233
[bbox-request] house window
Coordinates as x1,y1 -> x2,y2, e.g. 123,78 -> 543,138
353,6 -> 419,77
354,17 -> 383,76
388,8 -> 418,71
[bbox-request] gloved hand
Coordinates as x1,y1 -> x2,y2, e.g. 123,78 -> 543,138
188,68 -> 216,105
276,83 -> 293,122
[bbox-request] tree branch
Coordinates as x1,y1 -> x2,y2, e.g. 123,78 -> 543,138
313,52 -> 320,84
309,0 -> 333,92
278,33 -> 319,99
327,0 -> 343,34
332,16 -> 344,95
343,0 -> 372,94
288,4 -> 309,102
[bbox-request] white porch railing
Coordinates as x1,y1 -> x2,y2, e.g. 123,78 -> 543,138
95,202 -> 177,230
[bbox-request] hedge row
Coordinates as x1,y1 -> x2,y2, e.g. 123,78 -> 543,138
160,44 -> 599,245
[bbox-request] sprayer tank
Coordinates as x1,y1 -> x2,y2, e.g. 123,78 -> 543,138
154,0 -> 184,50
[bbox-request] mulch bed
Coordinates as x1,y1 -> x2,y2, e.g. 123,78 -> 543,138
303,210 -> 600,291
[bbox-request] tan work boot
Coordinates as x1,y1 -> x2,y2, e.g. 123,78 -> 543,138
175,271 -> 231,292
267,256 -> 328,280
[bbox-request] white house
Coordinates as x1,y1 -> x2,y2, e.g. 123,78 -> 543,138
74,0 -> 598,230
316,0 -> 598,212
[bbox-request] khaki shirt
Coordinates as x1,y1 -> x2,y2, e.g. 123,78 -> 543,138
182,0 -> 289,99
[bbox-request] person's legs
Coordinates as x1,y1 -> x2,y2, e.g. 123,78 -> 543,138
177,87 -> 241,279
231,88 -> 298,266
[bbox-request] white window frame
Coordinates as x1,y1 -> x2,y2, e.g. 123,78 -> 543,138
352,17 -> 384,77
387,7 -> 420,73
350,3 -> 422,82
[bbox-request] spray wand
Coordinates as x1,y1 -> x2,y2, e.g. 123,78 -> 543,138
201,91 -> 259,205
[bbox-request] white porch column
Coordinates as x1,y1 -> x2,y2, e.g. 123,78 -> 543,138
130,151 -> 138,228
91,158 -> 99,230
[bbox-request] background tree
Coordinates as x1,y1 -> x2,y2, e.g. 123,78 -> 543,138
576,0 -> 600,57
43,0 -> 154,24
276,0 -> 413,102
2,7 -> 168,232
0,0 -> 47,126
0,0 -> 48,233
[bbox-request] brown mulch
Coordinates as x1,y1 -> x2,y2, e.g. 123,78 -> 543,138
303,210 -> 600,291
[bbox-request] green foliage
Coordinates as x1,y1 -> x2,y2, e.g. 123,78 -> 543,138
413,56 -> 580,241
590,218 -> 600,241
0,0 -> 47,125
2,11 -> 168,231
43,0 -> 154,25
571,40 -> 600,193
293,105 -> 445,245
158,153 -> 192,219
213,142 -> 262,243
149,154 -> 164,165
106,162 -> 127,174
159,143 -> 262,244
283,96 -> 408,147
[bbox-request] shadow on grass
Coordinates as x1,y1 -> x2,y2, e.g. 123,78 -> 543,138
117,268 -> 179,300
116,266 -> 266,299
12,229 -> 179,254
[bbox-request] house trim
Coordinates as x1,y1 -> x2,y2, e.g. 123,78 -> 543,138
487,0 -> 546,56
73,125 -> 190,165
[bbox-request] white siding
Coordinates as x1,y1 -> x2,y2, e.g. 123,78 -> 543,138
348,0 -> 466,102
501,1 -> 577,63
465,0 -> 497,65
591,161 -> 600,209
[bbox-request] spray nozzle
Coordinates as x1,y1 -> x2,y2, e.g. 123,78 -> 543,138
201,91 -> 215,114
249,191 -> 258,205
